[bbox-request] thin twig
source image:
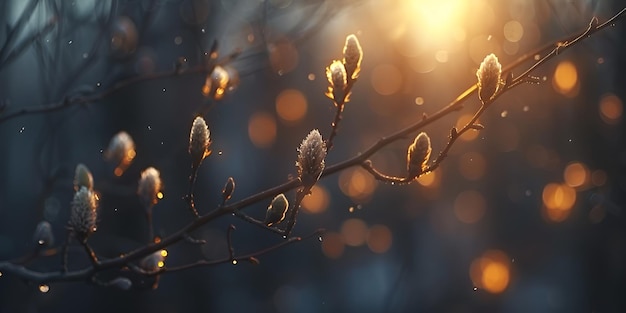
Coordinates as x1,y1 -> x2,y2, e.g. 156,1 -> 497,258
226,224 -> 236,262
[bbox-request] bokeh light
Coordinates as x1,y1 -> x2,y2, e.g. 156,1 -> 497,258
553,60 -> 579,97
563,162 -> 589,189
338,168 -> 377,202
276,89 -> 308,124
470,250 -> 511,294
341,218 -> 368,247
598,93 -> 623,125
456,114 -> 480,141
248,112 -> 277,148
321,231 -> 344,259
542,183 -> 576,222
366,224 -> 393,254
301,185 -> 330,214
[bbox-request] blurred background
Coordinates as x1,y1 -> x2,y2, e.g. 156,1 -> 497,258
0,0 -> 625,312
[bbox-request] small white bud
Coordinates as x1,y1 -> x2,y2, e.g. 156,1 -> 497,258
137,167 -> 162,208
296,129 -> 327,186
140,250 -> 167,273
189,116 -> 211,169
476,53 -> 502,103
264,194 -> 289,227
74,163 -> 94,191
407,132 -> 432,178
33,221 -> 54,247
109,277 -> 132,290
69,187 -> 98,239
343,34 -> 363,80
104,131 -> 136,176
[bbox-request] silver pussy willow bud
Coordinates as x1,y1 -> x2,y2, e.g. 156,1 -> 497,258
69,186 -> 98,239
104,131 -> 136,176
296,129 -> 327,186
407,132 -> 432,178
325,60 -> 347,101
138,167 -> 162,208
189,116 -> 211,169
33,221 -> 54,247
109,277 -> 132,290
74,163 -> 94,191
476,53 -> 502,103
222,177 -> 235,202
264,194 -> 289,227
140,250 -> 167,273
343,34 -> 363,80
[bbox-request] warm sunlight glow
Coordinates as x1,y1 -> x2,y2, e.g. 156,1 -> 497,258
542,183 -> 576,222
416,171 -> 437,187
407,0 -> 468,41
470,250 -> 510,294
371,64 -> 402,95
276,89 -> 307,124
248,112 -> 277,148
301,185 -> 330,214
553,61 -> 579,97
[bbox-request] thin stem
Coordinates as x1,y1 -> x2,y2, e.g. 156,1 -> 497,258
283,186 -> 310,238
187,168 -> 200,218
226,225 -> 236,261
326,78 -> 356,151
232,210 -> 285,236
80,241 -> 99,267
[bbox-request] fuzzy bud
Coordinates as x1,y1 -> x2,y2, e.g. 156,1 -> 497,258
104,131 -> 136,176
201,65 -> 230,100
140,250 -> 167,273
407,132 -> 432,178
296,129 -> 327,186
33,221 -> 54,247
343,34 -> 363,80
109,277 -> 132,290
264,194 -> 289,227
74,163 -> 94,191
189,116 -> 211,169
325,60 -> 347,100
476,53 -> 502,103
222,177 -> 235,202
138,167 -> 162,208
69,186 -> 98,239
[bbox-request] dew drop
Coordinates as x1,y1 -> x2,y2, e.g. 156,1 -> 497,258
0,271 -> 3,277
19,127 -> 24,133
534,54 -> 541,60
38,240 -> 44,245
160,141 -> 164,145
147,125 -> 152,131
39,284 -> 50,293
162,88 -> 166,92
500,110 -> 508,118
348,206 -> 354,213
390,182 -> 395,186
68,40 -> 73,45
96,82 -> 101,87
308,73 -> 315,80
201,28 -> 206,33
218,151 -> 223,155
232,259 -> 238,265
318,236 -> 323,242
473,287 -> 477,291
99,149 -> 103,153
